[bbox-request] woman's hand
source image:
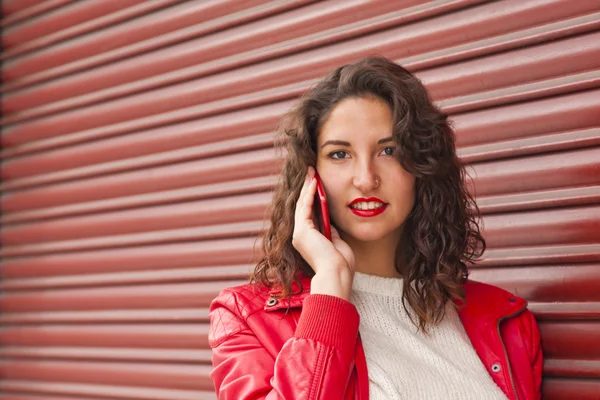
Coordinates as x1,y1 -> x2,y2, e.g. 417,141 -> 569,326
292,167 -> 355,300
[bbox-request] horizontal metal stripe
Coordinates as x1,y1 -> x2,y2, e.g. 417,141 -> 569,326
1,192 -> 271,246
1,129 -> 279,189
0,330 -> 597,385
2,5 -> 599,162
1,0 -> 311,91
0,394 -> 111,400
1,380 -> 593,400
420,31 -> 600,102
0,209 -> 597,275
0,308 -> 211,324
539,321 -> 600,359
0,237 -> 257,279
459,127 -> 600,163
2,88 -> 600,199
2,0 -> 183,61
0,380 -> 215,400
2,109 -> 600,202
528,302 -> 600,320
0,78 -> 304,158
0,346 -> 212,363
482,205 -> 599,248
543,377 -> 600,400
1,221 -> 265,257
479,243 -> 600,267
1,0 -> 148,51
1,176 -> 275,225
1,0 -> 478,118
0,166 -> 596,254
468,263 -> 600,303
3,95 -> 599,198
0,322 -> 593,367
2,354 -> 593,378
4,10 -> 600,159
472,147 -> 600,197
478,185 -> 600,214
0,3 -> 594,399
3,0 -> 596,148
1,0 -> 291,83
545,359 -> 600,379
453,88 -> 600,148
1,147 -> 280,213
442,69 -> 600,115
0,281 -> 240,313
1,198 -> 597,254
12,187 -> 595,248
1,265 -> 251,291
1,351 -> 593,379
1,1 -> 75,26
2,133 -> 598,218
0,95 -> 288,178
0,263 -> 591,312
400,10 -> 600,71
0,324 -> 211,348
0,201 -> 596,254
3,21 -> 595,166
4,30 -> 600,182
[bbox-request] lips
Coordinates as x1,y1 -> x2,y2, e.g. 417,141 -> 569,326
348,197 -> 388,217
349,197 -> 386,207
350,205 -> 388,217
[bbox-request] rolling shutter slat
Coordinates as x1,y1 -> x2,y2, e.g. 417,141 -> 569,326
1,1 -> 599,398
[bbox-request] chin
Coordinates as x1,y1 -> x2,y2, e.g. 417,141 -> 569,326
343,225 -> 393,243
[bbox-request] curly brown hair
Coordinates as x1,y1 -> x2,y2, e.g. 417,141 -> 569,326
252,55 -> 485,331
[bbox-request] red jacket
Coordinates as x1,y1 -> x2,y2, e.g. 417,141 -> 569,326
209,275 -> 543,399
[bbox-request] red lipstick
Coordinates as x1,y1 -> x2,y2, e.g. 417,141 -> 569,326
348,197 -> 388,217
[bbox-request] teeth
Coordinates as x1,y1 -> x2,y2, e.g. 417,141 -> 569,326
351,201 -> 384,210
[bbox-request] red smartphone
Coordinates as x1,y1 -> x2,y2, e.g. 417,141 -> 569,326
314,172 -> 332,241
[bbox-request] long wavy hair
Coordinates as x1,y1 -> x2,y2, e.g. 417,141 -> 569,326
252,55 -> 485,331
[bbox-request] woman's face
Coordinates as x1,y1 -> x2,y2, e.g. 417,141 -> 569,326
316,95 -> 416,244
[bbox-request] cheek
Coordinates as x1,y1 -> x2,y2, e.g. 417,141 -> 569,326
320,178 -> 347,221
391,171 -> 416,204
323,180 -> 344,208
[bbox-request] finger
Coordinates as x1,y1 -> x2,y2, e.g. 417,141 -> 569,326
302,174 -> 317,208
331,225 -> 340,238
331,225 -> 343,243
297,177 -> 317,223
295,175 -> 316,226
296,167 -> 316,206
296,172 -> 310,203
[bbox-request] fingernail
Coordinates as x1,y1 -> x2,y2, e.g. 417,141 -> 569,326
309,177 -> 314,183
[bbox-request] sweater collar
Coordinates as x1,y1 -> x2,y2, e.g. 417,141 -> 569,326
265,273 -> 527,324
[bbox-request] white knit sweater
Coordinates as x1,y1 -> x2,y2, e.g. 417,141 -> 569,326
350,271 -> 508,400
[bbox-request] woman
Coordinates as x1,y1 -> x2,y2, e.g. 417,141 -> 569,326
208,56 -> 542,399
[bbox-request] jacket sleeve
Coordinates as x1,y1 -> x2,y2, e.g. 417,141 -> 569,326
527,310 -> 543,399
209,289 -> 360,400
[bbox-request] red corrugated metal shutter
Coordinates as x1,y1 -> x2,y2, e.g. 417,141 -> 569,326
1,1 -> 599,399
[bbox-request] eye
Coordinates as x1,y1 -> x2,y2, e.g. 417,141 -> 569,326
328,150 -> 349,159
380,146 -> 396,156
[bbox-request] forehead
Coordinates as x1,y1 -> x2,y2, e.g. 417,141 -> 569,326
318,96 -> 393,143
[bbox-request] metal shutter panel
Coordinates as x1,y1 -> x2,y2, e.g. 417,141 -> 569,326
1,1 -> 599,398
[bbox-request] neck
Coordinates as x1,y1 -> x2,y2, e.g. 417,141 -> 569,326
341,230 -> 403,278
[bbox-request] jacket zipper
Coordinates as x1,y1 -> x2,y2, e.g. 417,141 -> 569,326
496,305 -> 526,400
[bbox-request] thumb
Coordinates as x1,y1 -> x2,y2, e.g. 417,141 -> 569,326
330,225 -> 346,246
331,225 -> 341,240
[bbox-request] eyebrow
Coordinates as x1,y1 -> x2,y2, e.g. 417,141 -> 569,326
320,137 -> 393,149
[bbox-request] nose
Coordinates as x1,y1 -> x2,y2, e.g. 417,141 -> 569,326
352,160 -> 379,193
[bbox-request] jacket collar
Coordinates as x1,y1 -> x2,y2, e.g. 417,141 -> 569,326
458,280 -> 527,325
264,274 -> 312,311
264,273 -> 527,325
